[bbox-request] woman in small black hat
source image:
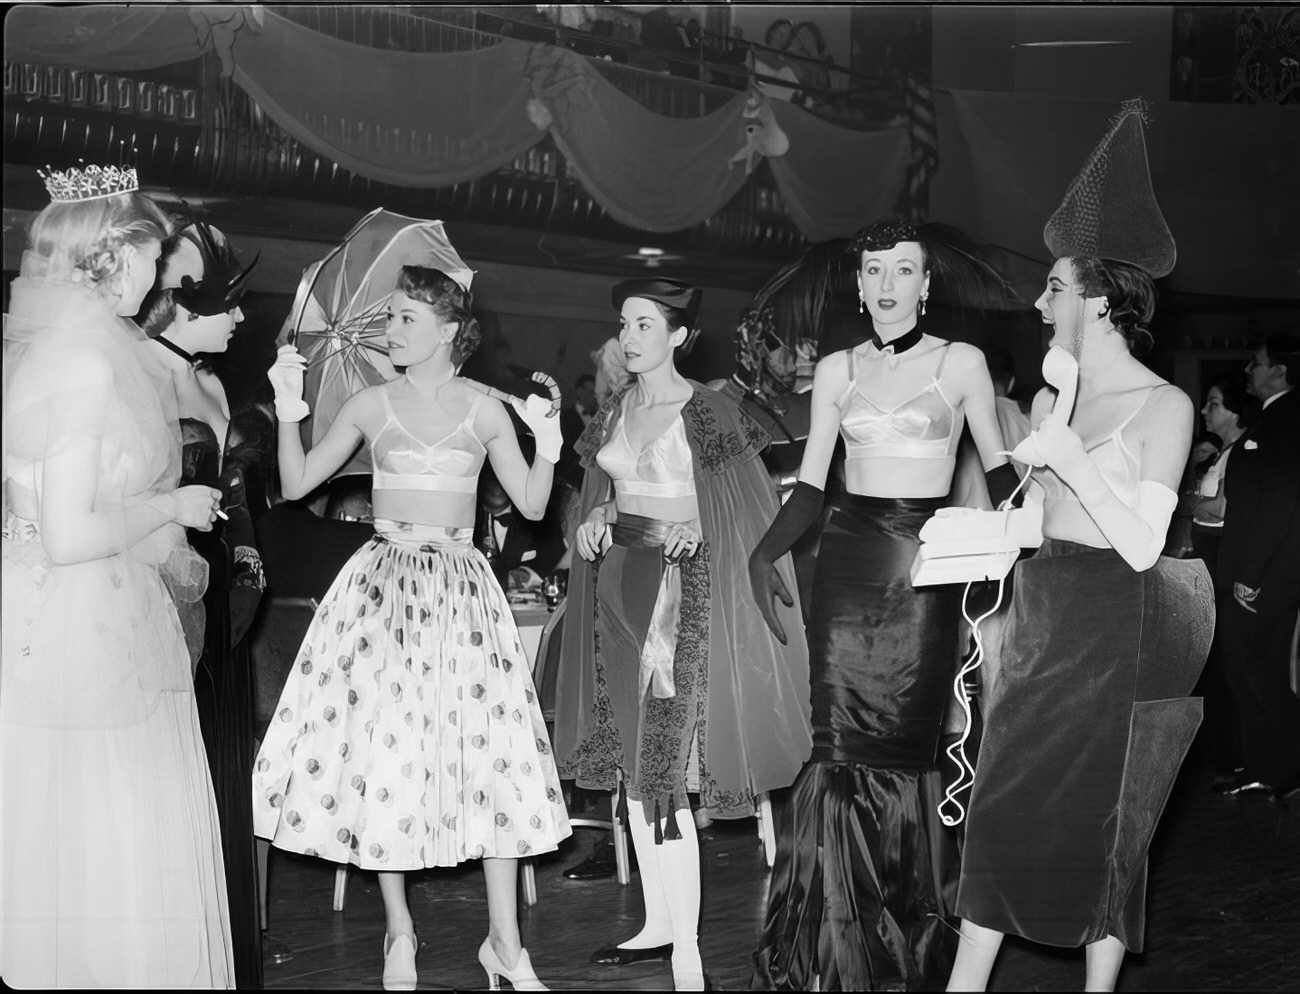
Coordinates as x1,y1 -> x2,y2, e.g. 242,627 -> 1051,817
554,277 -> 812,991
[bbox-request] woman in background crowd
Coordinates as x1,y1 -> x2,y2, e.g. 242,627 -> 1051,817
2,165 -> 232,987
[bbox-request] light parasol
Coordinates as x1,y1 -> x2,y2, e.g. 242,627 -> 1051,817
280,208 -> 475,478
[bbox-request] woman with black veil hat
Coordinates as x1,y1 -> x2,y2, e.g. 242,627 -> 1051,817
555,277 -> 812,990
138,221 -> 266,989
947,101 -> 1215,992
747,218 -> 1021,991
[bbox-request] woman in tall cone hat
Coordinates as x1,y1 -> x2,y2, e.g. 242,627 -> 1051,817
947,100 -> 1216,992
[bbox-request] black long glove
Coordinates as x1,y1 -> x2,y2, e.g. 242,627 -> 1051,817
985,462 -> 1024,509
748,481 -> 824,645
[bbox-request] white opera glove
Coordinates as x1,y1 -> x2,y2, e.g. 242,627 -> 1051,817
1011,411 -> 1083,471
512,372 -> 563,463
268,344 -> 310,423
1070,471 -> 1178,573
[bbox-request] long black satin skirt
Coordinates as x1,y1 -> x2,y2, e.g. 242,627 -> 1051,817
192,529 -> 262,990
957,540 -> 1213,952
754,495 -> 962,991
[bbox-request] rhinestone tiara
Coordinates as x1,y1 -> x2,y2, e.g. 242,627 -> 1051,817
40,164 -> 140,203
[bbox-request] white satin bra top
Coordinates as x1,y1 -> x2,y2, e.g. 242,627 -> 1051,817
369,386 -> 485,495
1035,388 -> 1158,512
839,344 -> 960,463
596,395 -> 696,505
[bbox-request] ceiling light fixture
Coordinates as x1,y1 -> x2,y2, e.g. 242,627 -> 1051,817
1014,40 -> 1132,48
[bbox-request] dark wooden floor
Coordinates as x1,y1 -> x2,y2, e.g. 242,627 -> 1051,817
261,743 -> 1300,992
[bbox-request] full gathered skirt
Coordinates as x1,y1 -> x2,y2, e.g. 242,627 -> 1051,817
252,534 -> 571,869
957,540 -> 1214,951
1,515 -> 234,989
755,495 -> 962,991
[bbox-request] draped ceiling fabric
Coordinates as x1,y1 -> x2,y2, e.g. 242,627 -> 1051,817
7,4 -> 1297,297
3,4 -> 910,240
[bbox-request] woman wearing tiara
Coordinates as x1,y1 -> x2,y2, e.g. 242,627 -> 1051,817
948,104 -> 1215,992
748,218 -> 1019,991
2,166 -> 233,987
252,262 -> 571,991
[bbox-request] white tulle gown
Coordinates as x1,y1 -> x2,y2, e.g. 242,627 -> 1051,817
1,275 -> 233,988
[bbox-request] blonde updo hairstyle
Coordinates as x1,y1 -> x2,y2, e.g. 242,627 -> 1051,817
25,192 -> 172,299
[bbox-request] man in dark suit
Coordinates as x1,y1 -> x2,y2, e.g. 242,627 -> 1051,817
1216,337 -> 1300,800
479,468 -> 566,592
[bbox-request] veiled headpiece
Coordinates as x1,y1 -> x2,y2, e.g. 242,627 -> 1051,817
1043,99 -> 1176,278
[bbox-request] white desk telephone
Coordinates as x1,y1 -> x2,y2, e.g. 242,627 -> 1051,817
909,346 -> 1078,587
912,347 -> 1081,827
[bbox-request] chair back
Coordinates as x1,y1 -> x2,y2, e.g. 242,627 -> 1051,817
532,598 -> 566,723
250,596 -> 319,739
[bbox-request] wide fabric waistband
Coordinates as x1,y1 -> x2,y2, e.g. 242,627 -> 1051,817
610,513 -> 676,548
373,517 -> 474,548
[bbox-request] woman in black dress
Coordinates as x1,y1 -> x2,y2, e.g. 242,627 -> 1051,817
748,219 -> 1018,991
139,222 -> 265,989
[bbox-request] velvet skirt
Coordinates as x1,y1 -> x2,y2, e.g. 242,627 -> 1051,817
587,516 -> 711,821
957,540 -> 1214,951
754,495 -> 962,991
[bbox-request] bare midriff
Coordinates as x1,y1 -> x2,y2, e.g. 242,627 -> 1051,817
371,488 -> 477,530
843,455 -> 957,499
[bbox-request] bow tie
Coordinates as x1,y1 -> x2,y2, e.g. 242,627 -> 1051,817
869,326 -> 923,358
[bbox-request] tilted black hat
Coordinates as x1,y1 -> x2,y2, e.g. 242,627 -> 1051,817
611,277 -> 702,329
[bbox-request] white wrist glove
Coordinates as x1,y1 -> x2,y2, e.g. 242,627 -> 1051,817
512,372 -> 563,463
268,344 -> 310,423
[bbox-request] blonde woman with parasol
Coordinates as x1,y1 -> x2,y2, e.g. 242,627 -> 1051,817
252,256 -> 571,991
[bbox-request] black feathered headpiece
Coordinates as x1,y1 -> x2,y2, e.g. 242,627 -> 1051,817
164,220 -> 259,317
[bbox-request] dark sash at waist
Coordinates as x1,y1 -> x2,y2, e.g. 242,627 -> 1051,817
611,513 -> 675,549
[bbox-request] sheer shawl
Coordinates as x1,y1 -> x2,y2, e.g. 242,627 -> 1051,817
3,254 -> 207,722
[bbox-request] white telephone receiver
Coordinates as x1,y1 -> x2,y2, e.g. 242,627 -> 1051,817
1010,346 -> 1081,467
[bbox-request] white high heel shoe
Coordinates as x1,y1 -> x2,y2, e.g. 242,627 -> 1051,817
382,932 -> 418,991
478,937 -> 548,991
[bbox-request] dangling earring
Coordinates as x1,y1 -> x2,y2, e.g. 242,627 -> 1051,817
858,291 -> 865,315
920,293 -> 928,318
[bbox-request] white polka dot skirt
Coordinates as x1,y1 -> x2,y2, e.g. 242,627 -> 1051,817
253,536 -> 571,869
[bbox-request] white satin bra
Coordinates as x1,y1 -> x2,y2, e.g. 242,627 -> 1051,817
369,387 -> 485,496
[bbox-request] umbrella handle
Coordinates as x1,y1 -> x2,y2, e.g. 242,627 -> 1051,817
462,372 -> 562,417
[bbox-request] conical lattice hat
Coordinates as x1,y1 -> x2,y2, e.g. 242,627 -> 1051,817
1044,99 -> 1176,278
